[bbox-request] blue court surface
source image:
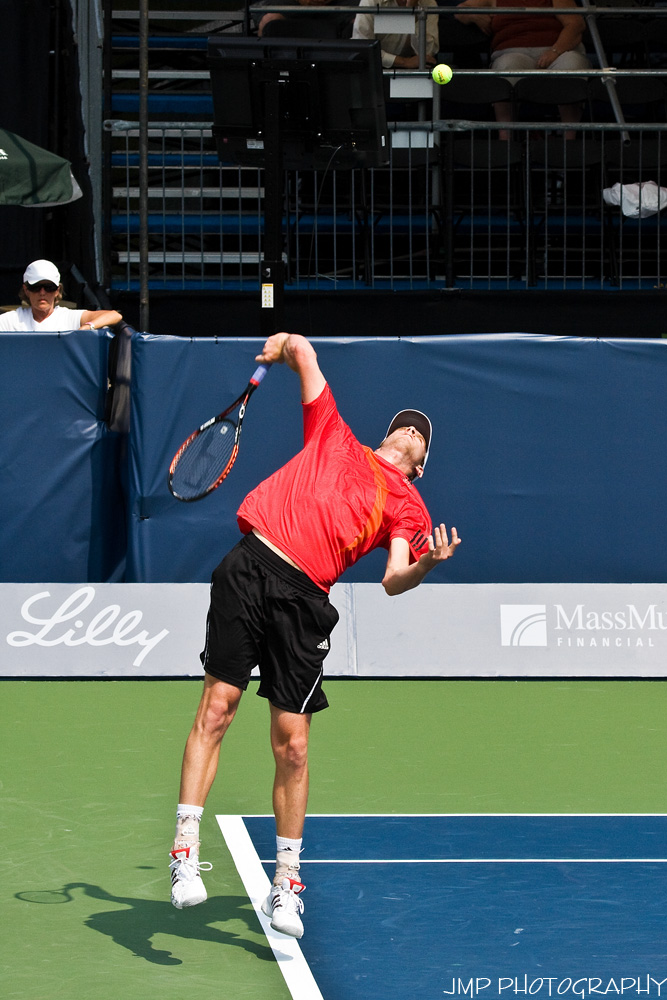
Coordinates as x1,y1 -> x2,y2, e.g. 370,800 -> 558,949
217,814 -> 667,1000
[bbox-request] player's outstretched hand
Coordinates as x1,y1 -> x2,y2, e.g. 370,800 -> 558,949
255,332 -> 291,365
422,524 -> 461,568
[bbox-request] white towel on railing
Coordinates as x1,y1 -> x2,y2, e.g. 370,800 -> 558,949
602,181 -> 667,218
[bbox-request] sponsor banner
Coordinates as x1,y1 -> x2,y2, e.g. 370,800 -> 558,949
354,583 -> 667,677
0,583 -> 352,679
2,583 -> 667,679
1,585 -> 210,678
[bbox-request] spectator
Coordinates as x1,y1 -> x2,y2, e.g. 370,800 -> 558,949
353,0 -> 440,70
255,0 -> 357,39
455,0 -> 590,138
0,260 -> 122,332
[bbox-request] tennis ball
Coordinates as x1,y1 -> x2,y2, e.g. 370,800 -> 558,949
432,63 -> 453,86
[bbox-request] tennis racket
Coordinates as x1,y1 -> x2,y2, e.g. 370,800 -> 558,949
168,362 -> 271,502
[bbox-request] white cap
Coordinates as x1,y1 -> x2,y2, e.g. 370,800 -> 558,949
23,259 -> 61,286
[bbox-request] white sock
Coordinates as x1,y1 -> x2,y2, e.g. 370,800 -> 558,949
174,803 -> 204,848
274,836 -> 303,885
276,836 -> 302,853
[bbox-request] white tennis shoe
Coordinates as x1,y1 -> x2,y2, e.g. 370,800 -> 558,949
169,843 -> 212,909
261,877 -> 306,938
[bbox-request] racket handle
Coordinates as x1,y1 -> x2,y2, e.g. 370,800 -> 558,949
250,362 -> 272,386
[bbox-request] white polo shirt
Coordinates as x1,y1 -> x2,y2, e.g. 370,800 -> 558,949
0,305 -> 86,332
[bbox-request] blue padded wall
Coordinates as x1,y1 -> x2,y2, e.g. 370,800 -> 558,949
0,330 -> 126,582
127,334 -> 667,584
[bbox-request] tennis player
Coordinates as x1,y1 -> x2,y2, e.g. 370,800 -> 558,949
169,332 -> 460,938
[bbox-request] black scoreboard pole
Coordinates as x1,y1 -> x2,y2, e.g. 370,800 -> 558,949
259,74 -> 286,337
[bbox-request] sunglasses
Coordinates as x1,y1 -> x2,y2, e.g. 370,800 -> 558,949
26,282 -> 58,293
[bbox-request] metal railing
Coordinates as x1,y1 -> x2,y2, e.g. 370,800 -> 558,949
105,117 -> 667,292
104,3 -> 667,300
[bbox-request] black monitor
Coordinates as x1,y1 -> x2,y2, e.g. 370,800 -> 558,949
208,36 -> 389,170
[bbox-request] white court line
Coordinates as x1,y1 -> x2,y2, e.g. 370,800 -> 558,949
248,812 -> 667,866
216,814 -> 324,1000
239,811 -> 667,818
261,857 -> 667,864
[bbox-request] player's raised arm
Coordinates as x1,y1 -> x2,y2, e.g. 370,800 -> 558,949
382,525 -> 461,596
256,332 -> 326,404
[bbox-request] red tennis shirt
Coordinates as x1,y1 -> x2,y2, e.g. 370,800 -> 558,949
237,383 -> 432,592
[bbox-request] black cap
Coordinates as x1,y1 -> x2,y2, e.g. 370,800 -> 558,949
385,409 -> 432,468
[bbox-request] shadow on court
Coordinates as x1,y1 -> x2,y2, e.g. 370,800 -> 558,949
15,881 -> 275,966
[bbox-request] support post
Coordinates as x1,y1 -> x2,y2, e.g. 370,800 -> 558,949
138,0 -> 150,331
260,76 -> 286,337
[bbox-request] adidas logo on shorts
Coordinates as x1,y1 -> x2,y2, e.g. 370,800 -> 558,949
316,639 -> 329,650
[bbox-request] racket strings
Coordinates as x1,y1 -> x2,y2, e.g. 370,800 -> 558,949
171,418 -> 237,499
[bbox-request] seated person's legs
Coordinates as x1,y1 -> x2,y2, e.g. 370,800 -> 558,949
551,49 -> 590,138
491,50 -> 538,74
552,48 -> 590,73
490,50 -> 537,138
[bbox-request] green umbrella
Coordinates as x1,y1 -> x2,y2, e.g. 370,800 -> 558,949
0,128 -> 82,207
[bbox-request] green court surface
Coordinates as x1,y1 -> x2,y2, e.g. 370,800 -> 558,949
3,678 -> 667,1000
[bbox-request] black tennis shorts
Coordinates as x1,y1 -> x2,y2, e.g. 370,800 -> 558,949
200,532 -> 339,714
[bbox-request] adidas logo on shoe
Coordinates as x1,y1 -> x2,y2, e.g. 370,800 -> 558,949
261,877 -> 306,938
169,843 -> 212,909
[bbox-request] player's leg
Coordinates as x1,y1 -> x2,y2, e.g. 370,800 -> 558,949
271,705 -> 311,842
170,675 -> 243,909
172,534 -> 320,917
169,538 -> 264,909
179,674 -> 243,806
272,704 -> 311,882
249,534 -> 339,936
261,706 -> 311,938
